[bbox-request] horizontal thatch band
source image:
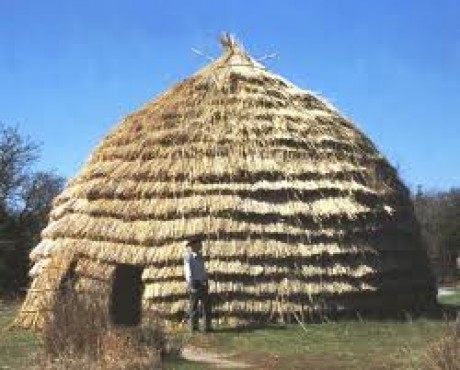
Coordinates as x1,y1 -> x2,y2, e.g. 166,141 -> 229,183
69,267 -> 429,301
54,178 -> 383,206
100,120 -> 367,147
92,144 -> 382,164
93,130 -> 379,158
76,156 -> 368,182
32,219 -> 420,261
143,279 -> 375,299
31,238 -> 377,264
141,257 -> 428,281
69,169 -> 378,198
101,112 -> 364,154
144,286 -> 433,319
142,276 -> 431,304
40,212 -> 417,251
64,253 -> 428,283
50,195 -> 382,223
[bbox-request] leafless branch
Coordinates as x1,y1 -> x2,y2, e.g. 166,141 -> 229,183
191,48 -> 215,62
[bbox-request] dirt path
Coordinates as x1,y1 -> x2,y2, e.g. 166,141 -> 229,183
181,345 -> 251,369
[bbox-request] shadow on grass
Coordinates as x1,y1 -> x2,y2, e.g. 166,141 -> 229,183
211,323 -> 289,334
209,302 -> 459,334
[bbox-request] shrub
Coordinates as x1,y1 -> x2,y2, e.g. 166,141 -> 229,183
42,290 -> 108,359
39,290 -> 173,369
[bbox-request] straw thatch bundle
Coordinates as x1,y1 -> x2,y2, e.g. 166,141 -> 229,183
17,34 -> 435,328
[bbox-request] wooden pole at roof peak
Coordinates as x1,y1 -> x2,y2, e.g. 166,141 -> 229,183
220,32 -> 245,55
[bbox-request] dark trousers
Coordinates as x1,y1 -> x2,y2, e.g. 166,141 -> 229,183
188,281 -> 211,331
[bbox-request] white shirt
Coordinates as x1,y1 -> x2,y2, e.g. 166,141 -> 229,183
184,250 -> 207,283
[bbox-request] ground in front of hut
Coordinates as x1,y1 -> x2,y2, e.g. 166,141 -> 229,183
0,300 -> 40,369
1,290 -> 459,369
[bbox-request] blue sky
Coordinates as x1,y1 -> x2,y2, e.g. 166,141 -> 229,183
1,0 -> 459,191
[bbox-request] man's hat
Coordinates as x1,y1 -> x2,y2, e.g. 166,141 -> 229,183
186,236 -> 203,247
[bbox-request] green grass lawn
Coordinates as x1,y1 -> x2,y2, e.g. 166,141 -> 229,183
0,302 -> 40,369
1,295 -> 458,370
167,288 -> 460,369
177,319 -> 453,370
438,290 -> 460,306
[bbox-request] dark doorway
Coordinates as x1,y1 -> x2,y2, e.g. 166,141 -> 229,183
59,260 -> 77,292
110,264 -> 143,326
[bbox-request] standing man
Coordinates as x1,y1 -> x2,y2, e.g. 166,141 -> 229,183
184,237 -> 212,332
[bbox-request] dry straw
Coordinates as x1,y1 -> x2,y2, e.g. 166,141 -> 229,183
17,33 -> 435,328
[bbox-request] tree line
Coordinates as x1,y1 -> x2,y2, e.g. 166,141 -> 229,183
0,123 -> 458,294
414,187 -> 460,283
0,123 -> 64,294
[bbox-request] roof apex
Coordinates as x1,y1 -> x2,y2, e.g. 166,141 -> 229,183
220,33 -> 246,56
213,33 -> 263,71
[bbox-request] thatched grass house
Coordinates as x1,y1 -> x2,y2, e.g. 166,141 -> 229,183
17,35 -> 435,328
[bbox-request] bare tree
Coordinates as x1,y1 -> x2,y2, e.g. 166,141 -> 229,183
0,124 -> 40,212
0,123 -> 65,294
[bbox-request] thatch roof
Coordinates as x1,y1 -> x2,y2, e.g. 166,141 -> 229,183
17,34 -> 435,328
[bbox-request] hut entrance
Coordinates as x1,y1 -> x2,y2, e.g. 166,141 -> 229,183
58,260 -> 77,292
110,264 -> 143,326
